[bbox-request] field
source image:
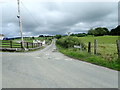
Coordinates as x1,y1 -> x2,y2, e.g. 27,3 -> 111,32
79,36 -> 119,61
0,37 -> 52,51
13,37 -> 52,44
56,36 -> 120,71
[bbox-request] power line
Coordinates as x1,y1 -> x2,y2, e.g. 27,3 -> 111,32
20,1 -> 42,27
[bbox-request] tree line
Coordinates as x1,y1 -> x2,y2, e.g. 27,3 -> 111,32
39,25 -> 120,39
88,25 -> 120,36
70,25 -> 120,37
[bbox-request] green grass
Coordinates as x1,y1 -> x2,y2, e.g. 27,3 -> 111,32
56,36 -> 120,71
57,45 -> 120,71
76,36 -> 119,61
79,36 -> 119,44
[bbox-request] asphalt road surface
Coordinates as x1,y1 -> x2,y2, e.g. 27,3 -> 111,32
2,40 -> 118,88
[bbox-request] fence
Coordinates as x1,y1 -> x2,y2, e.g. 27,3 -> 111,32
0,40 -> 42,49
87,39 -> 120,59
116,40 -> 120,58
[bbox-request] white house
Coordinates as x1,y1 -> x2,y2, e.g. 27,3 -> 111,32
33,40 -> 46,46
0,34 -> 4,40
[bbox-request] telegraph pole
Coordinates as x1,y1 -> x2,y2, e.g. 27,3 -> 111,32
17,0 -> 25,49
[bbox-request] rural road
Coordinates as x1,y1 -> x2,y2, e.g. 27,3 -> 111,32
2,40 -> 118,88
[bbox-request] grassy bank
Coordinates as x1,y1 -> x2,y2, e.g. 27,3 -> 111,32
56,36 -> 120,71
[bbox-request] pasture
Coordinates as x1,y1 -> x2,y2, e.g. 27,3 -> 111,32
79,36 -> 119,61
0,37 -> 52,51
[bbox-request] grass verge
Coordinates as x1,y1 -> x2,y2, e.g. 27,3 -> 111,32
56,44 -> 120,71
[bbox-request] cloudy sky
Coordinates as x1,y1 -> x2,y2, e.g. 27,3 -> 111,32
0,0 -> 119,37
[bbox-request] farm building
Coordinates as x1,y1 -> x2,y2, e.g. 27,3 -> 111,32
0,34 -> 4,40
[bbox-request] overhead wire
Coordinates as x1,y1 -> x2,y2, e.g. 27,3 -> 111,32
20,1 -> 42,27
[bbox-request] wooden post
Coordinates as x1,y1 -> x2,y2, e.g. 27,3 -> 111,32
10,41 -> 12,48
88,42 -> 91,53
32,43 -> 34,48
27,42 -> 29,49
37,43 -> 38,47
80,45 -> 82,52
94,39 -> 97,55
116,40 -> 120,59
34,43 -> 35,48
21,42 -> 23,48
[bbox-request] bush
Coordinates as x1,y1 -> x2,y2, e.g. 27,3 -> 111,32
88,27 -> 109,36
110,25 -> 120,35
55,35 -> 62,39
56,36 -> 86,50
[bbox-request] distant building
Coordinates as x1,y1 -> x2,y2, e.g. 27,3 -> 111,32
0,34 -> 4,40
33,40 -> 46,46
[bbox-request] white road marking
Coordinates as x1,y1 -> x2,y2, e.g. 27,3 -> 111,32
65,59 -> 73,61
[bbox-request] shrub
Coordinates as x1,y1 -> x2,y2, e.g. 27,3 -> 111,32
55,35 -> 62,39
56,36 -> 86,50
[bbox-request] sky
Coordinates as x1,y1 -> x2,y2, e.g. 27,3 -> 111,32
0,0 -> 119,37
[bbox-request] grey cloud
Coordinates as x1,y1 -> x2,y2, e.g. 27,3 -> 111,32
1,1 -> 118,37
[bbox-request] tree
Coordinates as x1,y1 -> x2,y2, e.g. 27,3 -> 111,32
76,33 -> 87,37
88,28 -> 95,35
88,27 -> 109,36
103,28 -> 109,35
94,27 -> 107,36
39,35 -> 44,37
110,25 -> 120,35
70,33 -> 87,37
55,35 -> 62,39
32,36 -> 35,39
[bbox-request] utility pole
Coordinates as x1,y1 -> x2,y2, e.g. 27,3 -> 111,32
17,0 -> 25,49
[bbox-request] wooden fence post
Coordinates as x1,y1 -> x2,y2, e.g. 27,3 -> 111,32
33,43 -> 35,48
21,42 -> 23,48
38,43 -> 40,47
32,43 -> 34,48
27,42 -> 29,49
94,39 -> 97,55
37,43 -> 39,47
10,41 -> 12,48
36,43 -> 37,47
38,43 -> 39,47
116,40 -> 120,59
88,42 -> 91,53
